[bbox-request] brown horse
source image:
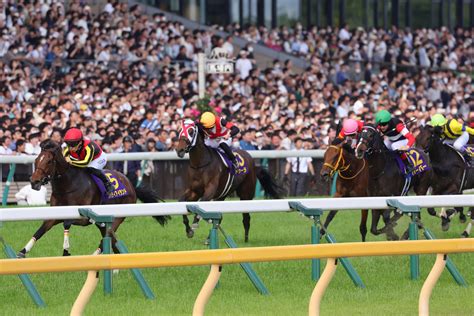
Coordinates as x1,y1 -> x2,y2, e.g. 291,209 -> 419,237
176,120 -> 281,242
320,140 -> 389,241
18,139 -> 169,258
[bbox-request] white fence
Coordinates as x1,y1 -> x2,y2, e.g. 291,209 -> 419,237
0,150 -> 326,164
1,195 -> 472,222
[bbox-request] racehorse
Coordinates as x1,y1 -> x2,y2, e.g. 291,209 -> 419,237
355,125 -> 433,239
416,124 -> 473,236
320,140 -> 370,241
176,120 -> 282,242
18,139 -> 169,258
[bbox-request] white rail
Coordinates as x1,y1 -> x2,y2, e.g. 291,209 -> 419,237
0,195 -> 472,222
0,150 -> 325,164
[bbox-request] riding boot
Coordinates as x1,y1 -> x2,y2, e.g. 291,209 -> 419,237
87,167 -> 115,193
219,142 -> 239,169
402,157 -> 415,176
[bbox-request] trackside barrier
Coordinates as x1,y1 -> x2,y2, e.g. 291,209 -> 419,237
0,239 -> 472,316
289,201 -> 365,287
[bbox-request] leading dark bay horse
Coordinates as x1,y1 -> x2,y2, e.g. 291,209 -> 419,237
176,120 -> 282,242
416,124 -> 473,236
18,140 -> 169,258
355,125 -> 433,239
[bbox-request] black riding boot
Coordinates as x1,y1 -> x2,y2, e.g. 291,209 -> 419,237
403,157 -> 415,176
219,143 -> 239,169
87,167 -> 115,193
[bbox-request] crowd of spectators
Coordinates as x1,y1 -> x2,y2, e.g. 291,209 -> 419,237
224,22 -> 473,73
0,0 -> 472,162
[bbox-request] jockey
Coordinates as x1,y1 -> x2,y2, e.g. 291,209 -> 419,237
430,114 -> 474,163
199,111 -> 240,169
375,110 -> 416,172
338,118 -> 364,148
63,128 -> 114,193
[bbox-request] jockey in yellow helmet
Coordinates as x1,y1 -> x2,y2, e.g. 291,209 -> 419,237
199,112 -> 240,168
430,114 -> 474,162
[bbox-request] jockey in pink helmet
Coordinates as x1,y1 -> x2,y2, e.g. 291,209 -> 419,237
338,118 -> 364,148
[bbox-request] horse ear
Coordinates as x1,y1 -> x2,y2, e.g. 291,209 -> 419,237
331,138 -> 343,146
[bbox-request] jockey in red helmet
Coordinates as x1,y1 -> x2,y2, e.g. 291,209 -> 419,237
63,128 -> 114,193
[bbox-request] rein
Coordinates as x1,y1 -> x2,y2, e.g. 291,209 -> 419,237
323,145 -> 367,180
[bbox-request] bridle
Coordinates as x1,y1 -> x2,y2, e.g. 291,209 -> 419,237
323,145 -> 366,180
34,151 -> 56,185
356,126 -> 382,157
178,120 -> 198,154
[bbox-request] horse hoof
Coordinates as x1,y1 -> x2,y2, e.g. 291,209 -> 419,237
204,238 -> 210,246
441,216 -> 450,232
461,231 -> 469,238
16,252 -> 26,259
459,214 -> 467,223
186,229 -> 194,238
113,269 -> 120,275
244,236 -> 249,243
401,232 -> 409,240
63,250 -> 71,257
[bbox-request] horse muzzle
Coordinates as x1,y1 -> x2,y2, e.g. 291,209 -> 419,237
176,148 -> 186,158
30,179 -> 42,191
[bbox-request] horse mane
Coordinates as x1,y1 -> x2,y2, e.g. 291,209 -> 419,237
40,139 -> 61,152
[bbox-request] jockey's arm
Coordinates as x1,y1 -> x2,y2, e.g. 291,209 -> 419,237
466,125 -> 474,136
396,123 -> 415,147
221,118 -> 240,137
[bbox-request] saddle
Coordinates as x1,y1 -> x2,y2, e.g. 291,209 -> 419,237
445,144 -> 473,167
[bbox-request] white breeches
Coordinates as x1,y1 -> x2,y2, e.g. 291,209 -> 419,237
384,138 -> 408,151
88,152 -> 107,169
443,131 -> 469,152
204,138 -> 231,148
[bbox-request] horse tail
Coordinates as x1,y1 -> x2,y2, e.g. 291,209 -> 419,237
256,167 -> 283,199
134,185 -> 170,226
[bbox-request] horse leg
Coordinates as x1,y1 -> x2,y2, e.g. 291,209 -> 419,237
242,213 -> 250,243
360,209 -> 368,242
18,220 -> 62,258
62,220 -> 73,256
457,207 -> 466,223
461,207 -> 473,238
373,209 -> 399,240
370,209 -> 381,236
321,210 -> 338,236
236,177 -> 257,243
179,190 -> 200,238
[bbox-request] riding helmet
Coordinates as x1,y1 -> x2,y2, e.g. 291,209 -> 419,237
375,110 -> 391,125
429,114 -> 447,127
200,112 -> 216,129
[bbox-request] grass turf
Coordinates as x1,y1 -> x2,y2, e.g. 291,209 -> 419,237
0,207 -> 473,315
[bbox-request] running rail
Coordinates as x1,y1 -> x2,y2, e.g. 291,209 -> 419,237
1,195 -> 473,221
0,239 -> 472,316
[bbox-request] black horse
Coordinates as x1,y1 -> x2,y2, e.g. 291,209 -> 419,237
355,125 -> 433,239
19,140 -> 169,258
416,124 -> 473,236
176,120 -> 282,242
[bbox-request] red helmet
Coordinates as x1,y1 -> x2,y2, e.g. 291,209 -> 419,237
64,128 -> 83,146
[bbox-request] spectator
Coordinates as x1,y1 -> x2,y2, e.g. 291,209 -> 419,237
239,130 -> 257,150
15,184 -> 48,206
114,136 -> 141,186
25,133 -> 41,155
0,136 -> 13,155
284,137 -> 315,196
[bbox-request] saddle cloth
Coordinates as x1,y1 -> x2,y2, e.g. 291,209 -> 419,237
394,148 -> 431,178
91,170 -> 130,202
215,148 -> 249,176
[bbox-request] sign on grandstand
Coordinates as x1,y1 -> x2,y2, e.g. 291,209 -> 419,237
206,47 -> 234,74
